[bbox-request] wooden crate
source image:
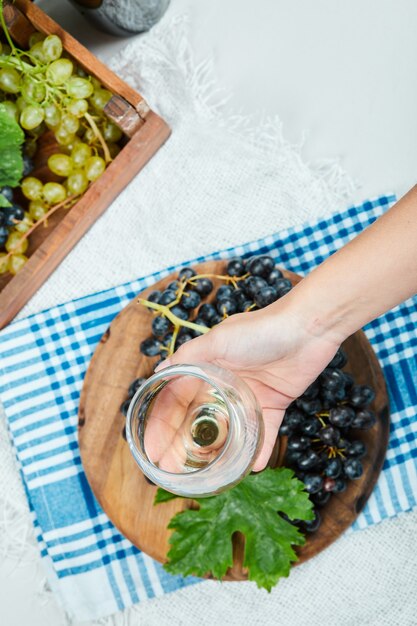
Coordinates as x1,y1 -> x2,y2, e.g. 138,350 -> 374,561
0,0 -> 170,328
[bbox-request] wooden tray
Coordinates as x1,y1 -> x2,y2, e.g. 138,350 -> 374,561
0,0 -> 170,328
78,261 -> 390,580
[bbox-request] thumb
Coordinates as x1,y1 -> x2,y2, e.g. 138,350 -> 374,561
155,331 -> 218,372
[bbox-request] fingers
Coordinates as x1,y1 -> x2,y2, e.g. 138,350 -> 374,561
156,332 -> 219,371
252,407 -> 285,472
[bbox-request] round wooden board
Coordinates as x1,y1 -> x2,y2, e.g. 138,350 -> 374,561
78,261 -> 390,579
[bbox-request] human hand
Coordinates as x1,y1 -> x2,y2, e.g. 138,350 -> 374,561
157,296 -> 343,471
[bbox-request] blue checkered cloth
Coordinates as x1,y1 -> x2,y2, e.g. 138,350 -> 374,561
1,194 -> 416,621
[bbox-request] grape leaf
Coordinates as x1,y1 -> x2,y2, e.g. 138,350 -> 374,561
0,103 -> 24,194
155,468 -> 313,591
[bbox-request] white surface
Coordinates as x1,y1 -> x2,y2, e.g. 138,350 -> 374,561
1,0 -> 416,624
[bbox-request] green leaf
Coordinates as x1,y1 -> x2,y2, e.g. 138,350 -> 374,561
155,468 -> 313,591
0,103 -> 24,189
154,487 -> 182,504
0,192 -> 11,207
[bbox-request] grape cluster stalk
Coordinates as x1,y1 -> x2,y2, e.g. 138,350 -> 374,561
0,2 -> 123,274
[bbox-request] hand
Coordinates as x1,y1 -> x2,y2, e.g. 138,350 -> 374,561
158,297 -> 342,471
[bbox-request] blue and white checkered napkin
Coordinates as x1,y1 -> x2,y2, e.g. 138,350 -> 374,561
1,194 -> 417,621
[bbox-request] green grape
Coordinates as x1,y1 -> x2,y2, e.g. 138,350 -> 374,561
107,142 -> 121,159
0,67 -> 21,94
29,41 -> 47,63
67,98 -> 88,117
28,32 -> 45,47
29,200 -> 48,221
42,182 -> 67,205
67,170 -> 88,195
21,77 -> 46,103
65,136 -> 81,152
43,102 -> 61,128
42,35 -> 63,62
48,153 -> 73,177
21,177 -> 43,201
20,105 -> 45,130
66,76 -> 94,99
89,88 -> 112,111
54,128 -> 76,146
60,112 -> 79,134
103,122 -> 123,143
83,127 -> 96,144
6,231 -> 28,255
0,100 -> 19,122
9,254 -> 28,275
16,96 -> 29,113
0,253 -> 9,275
46,58 -> 73,85
14,213 -> 34,234
84,156 -> 106,181
91,76 -> 101,89
71,142 -> 92,167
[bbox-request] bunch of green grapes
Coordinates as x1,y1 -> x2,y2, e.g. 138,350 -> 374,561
0,19 -> 123,274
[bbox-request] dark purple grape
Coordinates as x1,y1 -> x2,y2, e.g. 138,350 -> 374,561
140,337 -> 163,357
300,417 -> 321,437
2,203 -> 24,227
324,457 -> 343,478
198,303 -> 217,323
151,315 -> 171,337
344,458 -> 364,480
343,372 -> 355,389
180,290 -> 201,310
349,385 -> 376,408
296,397 -> 322,415
227,257 -> 245,277
351,409 -> 376,430
216,298 -> 237,316
243,275 -> 268,298
284,449 -> 303,465
287,435 -> 311,451
278,421 -> 294,436
301,508 -> 321,532
159,289 -> 177,306
312,489 -> 331,507
275,277 -> 292,297
328,348 -> 347,369
209,313 -> 223,326
328,405 -> 355,428
193,278 -> 213,296
284,407 -> 306,429
346,440 -> 367,458
128,377 -> 146,398
297,449 -> 321,470
179,267 -> 196,280
333,477 -> 347,492
176,332 -> 193,347
254,286 -> 278,308
266,268 -> 283,284
246,255 -> 274,277
319,426 -> 341,446
147,290 -> 161,303
167,280 -> 180,291
191,317 -> 209,336
161,332 -> 173,347
216,285 -> 235,301
319,367 -> 346,391
237,299 -> 254,313
170,305 -> 189,320
120,399 -> 131,416
301,381 -> 320,400
0,186 -> 13,202
302,473 -> 324,494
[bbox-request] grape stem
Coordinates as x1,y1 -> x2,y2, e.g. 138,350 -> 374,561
138,298 -> 210,335
84,112 -> 112,163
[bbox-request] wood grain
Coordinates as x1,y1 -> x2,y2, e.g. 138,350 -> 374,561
78,261 -> 390,579
0,0 -> 171,327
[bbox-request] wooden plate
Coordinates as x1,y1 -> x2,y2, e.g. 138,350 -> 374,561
78,261 -> 390,578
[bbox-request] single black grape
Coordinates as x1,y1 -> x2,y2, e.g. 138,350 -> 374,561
299,417 -> 321,437
191,317 -> 209,336
120,399 -> 131,416
301,381 -> 320,400
279,421 -> 294,436
176,332 -> 193,347
275,277 -> 292,297
128,377 -> 146,398
170,305 -> 189,320
319,367 -> 346,391
161,332 -> 173,347
152,315 -> 171,337
227,257 -> 245,277
2,204 -> 25,227
349,384 -> 376,408
302,473 -> 324,494
284,448 -> 303,465
166,280 -> 180,291
297,449 -> 321,470
0,186 -> 13,202
328,405 -> 355,428
216,298 -> 237,316
193,278 -> 213,296
179,267 -> 196,280
351,409 -> 376,430
284,407 -> 306,429
159,289 -> 177,306
319,426 -> 341,446
287,435 -> 311,451
344,458 -> 364,480
181,290 -> 201,310
254,286 -> 278,308
198,303 -> 217,323
301,508 -> 321,533
324,457 -> 343,478
243,275 -> 268,298
312,489 -> 331,507
333,477 -> 347,492
246,255 -> 274,277
328,348 -> 348,369
237,299 -> 254,313
343,372 -> 355,389
147,290 -> 161,303
296,397 -> 322,415
140,337 -> 163,357
346,440 -> 367,458
266,268 -> 283,285
209,313 -> 223,326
